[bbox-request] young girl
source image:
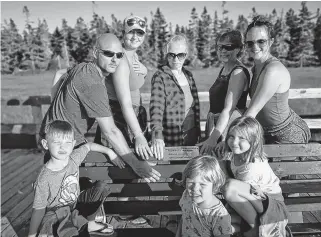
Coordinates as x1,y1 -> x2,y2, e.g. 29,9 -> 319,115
221,116 -> 289,237
176,155 -> 233,237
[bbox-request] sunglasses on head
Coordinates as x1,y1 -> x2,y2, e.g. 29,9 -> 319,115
217,44 -> 239,51
126,17 -> 146,28
167,52 -> 187,61
128,29 -> 145,37
246,39 -> 268,48
97,49 -> 124,59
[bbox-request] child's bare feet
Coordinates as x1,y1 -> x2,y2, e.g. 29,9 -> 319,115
87,221 -> 114,234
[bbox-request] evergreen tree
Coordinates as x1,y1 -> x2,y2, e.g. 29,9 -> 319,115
1,19 -> 23,73
314,14 -> 321,63
187,7 -> 199,66
235,15 -> 248,34
90,13 -> 110,45
175,24 -> 180,34
248,7 -> 258,20
61,19 -> 74,67
209,10 -> 220,66
271,10 -> 290,63
219,1 -> 234,30
197,7 -> 211,67
180,26 -> 186,34
285,8 -> 301,66
287,3 -> 319,67
21,5 -> 36,72
50,27 -> 65,69
149,8 -> 169,66
35,19 -> 52,70
110,14 -> 123,40
69,17 -> 93,63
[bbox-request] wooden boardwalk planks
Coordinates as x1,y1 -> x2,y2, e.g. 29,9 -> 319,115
1,216 -> 18,237
1,149 -> 44,236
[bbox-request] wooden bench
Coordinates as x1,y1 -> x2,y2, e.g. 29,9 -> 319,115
80,143 -> 321,236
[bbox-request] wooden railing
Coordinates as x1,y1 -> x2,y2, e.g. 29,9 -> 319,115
1,88 -> 321,148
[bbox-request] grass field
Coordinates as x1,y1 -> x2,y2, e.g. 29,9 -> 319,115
1,67 -> 320,104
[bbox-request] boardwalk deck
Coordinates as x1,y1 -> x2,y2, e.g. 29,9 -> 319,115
1,149 -> 321,236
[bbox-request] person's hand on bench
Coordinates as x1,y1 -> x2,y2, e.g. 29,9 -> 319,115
131,160 -> 161,183
121,153 -> 161,183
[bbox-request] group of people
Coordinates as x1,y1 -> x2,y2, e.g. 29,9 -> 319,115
28,14 -> 311,237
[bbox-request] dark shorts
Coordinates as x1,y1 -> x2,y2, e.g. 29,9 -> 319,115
226,193 -> 289,235
259,194 -> 289,236
95,100 -> 148,147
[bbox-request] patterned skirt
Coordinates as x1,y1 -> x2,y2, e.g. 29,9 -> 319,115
263,109 -> 311,144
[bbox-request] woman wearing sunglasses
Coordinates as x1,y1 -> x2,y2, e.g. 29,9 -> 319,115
198,30 -> 251,155
242,15 -> 310,146
95,15 -> 154,162
149,34 -> 201,159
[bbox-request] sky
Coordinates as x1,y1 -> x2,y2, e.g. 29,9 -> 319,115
1,1 -> 321,33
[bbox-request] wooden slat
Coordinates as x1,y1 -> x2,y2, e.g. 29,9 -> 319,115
1,153 -> 41,185
107,183 -> 184,197
1,150 -> 28,165
280,179 -> 321,194
91,228 -> 176,237
80,160 -> 321,182
288,223 -> 321,234
83,147 -> 199,163
1,181 -> 33,216
80,164 -> 186,181
285,196 -> 321,212
270,161 -> 321,176
141,88 -> 321,103
1,124 -> 37,134
1,106 -> 34,124
264,143 -> 321,158
10,203 -> 33,233
1,216 -> 18,237
84,179 -> 321,198
82,144 -> 321,165
1,160 -> 41,203
102,195 -> 321,216
5,191 -> 34,227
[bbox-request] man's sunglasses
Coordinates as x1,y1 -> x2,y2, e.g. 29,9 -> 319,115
167,52 -> 187,61
128,29 -> 145,37
126,18 -> 146,28
246,39 -> 268,48
217,44 -> 239,51
97,49 -> 124,59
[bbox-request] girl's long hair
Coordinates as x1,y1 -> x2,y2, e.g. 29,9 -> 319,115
225,116 -> 266,163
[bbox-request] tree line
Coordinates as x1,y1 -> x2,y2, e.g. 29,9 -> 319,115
1,1 -> 320,74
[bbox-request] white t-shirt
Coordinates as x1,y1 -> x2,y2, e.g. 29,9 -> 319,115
230,156 -> 282,196
178,190 -> 233,237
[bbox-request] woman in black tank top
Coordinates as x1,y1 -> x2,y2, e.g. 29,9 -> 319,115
198,30 -> 251,155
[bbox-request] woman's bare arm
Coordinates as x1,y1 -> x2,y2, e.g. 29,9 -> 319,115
199,68 -> 247,154
112,59 -> 153,160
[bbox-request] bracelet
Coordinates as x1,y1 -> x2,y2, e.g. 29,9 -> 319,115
134,131 -> 144,139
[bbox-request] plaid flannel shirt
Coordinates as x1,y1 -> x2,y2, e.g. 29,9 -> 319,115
149,64 -> 201,146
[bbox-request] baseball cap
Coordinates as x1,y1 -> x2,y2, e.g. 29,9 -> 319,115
123,15 -> 146,34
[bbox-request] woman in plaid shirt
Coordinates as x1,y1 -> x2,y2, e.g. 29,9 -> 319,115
149,34 -> 201,159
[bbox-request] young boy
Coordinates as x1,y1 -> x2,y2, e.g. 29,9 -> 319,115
28,120 -> 125,237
